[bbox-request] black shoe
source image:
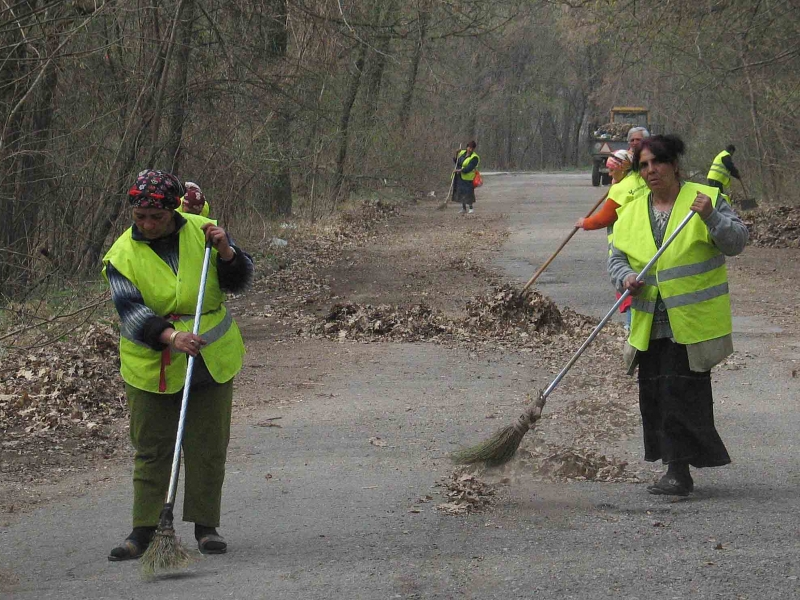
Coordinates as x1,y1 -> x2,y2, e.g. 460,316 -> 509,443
195,524 -> 227,555
108,527 -> 155,561
647,473 -> 693,496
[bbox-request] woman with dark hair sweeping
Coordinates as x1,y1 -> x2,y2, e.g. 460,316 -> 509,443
608,135 -> 748,496
103,169 -> 254,559
452,140 -> 480,214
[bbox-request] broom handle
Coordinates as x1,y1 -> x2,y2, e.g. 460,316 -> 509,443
165,240 -> 214,507
738,178 -> 750,198
439,145 -> 461,207
540,208 -> 697,401
521,192 -> 609,293
447,169 -> 456,199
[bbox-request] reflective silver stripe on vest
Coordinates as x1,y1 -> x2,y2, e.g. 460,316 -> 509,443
631,298 -> 656,313
121,308 -> 232,348
658,254 -> 726,283
662,282 -> 729,309
644,275 -> 657,286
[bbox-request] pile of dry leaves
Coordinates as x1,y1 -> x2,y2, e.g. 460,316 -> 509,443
0,324 -> 126,479
308,284 -> 608,355
436,471 -> 497,515
743,205 -> 800,249
521,444 -> 641,483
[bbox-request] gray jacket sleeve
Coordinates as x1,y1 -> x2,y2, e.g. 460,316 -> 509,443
702,196 -> 749,256
608,245 -> 636,294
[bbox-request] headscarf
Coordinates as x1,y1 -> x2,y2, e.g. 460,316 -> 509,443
606,149 -> 632,171
127,169 -> 184,210
183,182 -> 205,208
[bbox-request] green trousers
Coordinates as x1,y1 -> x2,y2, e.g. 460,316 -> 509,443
126,379 -> 233,528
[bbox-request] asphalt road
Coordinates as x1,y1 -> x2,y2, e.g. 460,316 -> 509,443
2,173 -> 799,600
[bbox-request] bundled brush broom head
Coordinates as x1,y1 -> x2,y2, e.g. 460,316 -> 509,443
140,506 -> 193,577
451,392 -> 546,467
140,526 -> 192,577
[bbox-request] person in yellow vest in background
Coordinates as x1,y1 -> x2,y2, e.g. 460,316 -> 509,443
452,140 -> 480,214
575,149 -> 641,328
706,144 -> 741,192
575,149 -> 639,231
103,169 -> 253,561
609,135 -> 748,497
178,181 -> 210,217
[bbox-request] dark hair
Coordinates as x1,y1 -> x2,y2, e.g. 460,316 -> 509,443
467,140 -> 477,150
726,144 -> 736,153
632,134 -> 686,172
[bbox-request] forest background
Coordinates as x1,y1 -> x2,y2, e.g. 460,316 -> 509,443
0,0 -> 797,303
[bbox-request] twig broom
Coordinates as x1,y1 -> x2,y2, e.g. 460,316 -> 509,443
437,170 -> 457,210
437,144 -> 461,210
453,209 -> 698,467
140,240 -> 213,576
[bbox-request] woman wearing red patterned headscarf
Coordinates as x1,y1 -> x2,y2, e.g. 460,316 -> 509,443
102,169 -> 253,561
179,181 -> 210,217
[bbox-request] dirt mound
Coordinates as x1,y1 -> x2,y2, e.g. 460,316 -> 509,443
743,206 -> 800,249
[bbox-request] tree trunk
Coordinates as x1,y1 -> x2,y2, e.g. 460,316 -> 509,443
363,1 -> 396,128
333,43 -> 367,203
0,2 -> 60,294
146,0 -> 187,168
165,0 -> 196,173
398,4 -> 429,129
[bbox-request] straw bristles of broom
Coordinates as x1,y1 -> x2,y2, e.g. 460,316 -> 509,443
437,176 -> 456,210
140,526 -> 192,577
451,392 -> 546,467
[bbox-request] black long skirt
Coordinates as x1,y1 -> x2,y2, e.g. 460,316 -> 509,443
637,338 -> 731,468
452,177 -> 476,205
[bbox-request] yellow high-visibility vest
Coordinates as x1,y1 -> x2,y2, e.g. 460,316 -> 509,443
707,150 -> 732,188
606,171 -> 649,254
102,213 -> 245,393
613,182 -> 732,351
457,150 -> 481,182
